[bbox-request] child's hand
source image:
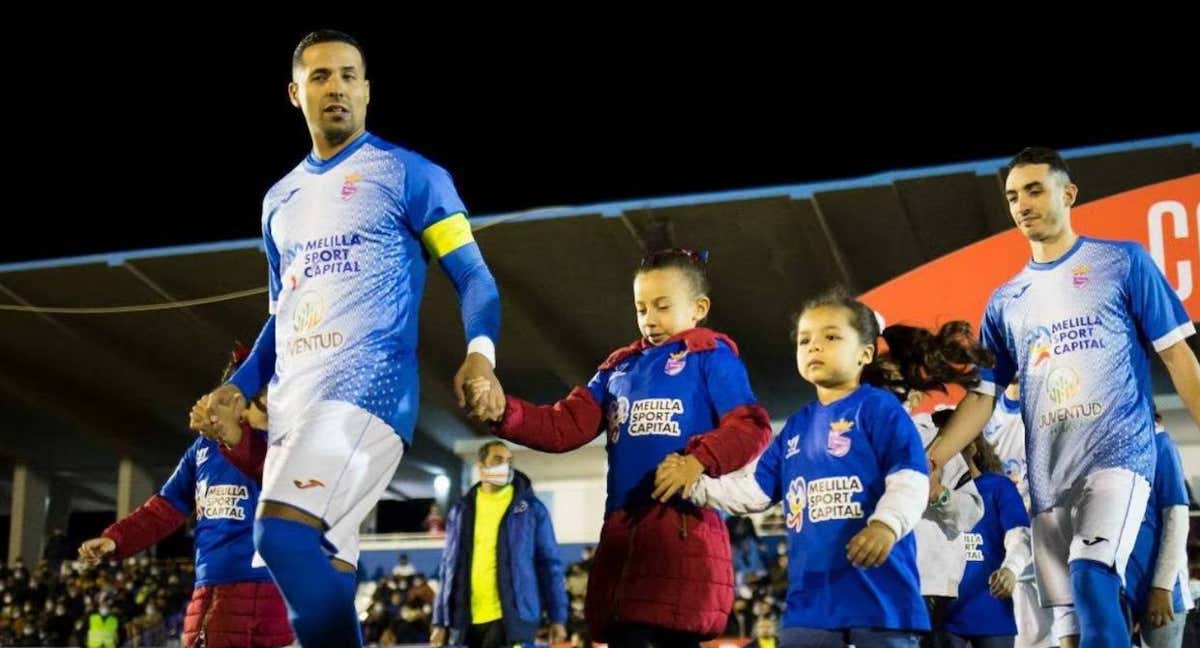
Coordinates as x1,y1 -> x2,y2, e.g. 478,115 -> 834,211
465,377 -> 505,422
655,453 -> 686,487
1147,587 -> 1176,627
846,521 -> 897,568
78,537 -> 116,566
207,393 -> 245,447
927,461 -> 946,505
988,567 -> 1016,599
652,453 -> 705,502
190,392 -> 243,447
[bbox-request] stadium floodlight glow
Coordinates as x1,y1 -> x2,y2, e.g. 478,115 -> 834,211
433,474 -> 450,495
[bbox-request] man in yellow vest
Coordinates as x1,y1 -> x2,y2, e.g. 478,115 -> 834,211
432,441 -> 568,648
87,602 -> 121,648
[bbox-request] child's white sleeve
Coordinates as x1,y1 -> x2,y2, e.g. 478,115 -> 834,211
869,469 -> 929,539
690,458 -> 774,515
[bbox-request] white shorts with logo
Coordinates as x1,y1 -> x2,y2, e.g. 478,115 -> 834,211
1030,467 -> 1150,638
254,400 -> 404,567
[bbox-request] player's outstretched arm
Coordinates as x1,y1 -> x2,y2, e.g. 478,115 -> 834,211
1161,341 -> 1200,430
927,391 -> 994,470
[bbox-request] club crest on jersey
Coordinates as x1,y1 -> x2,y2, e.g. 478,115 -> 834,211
785,477 -> 807,532
664,350 -> 688,376
607,397 -> 630,444
784,435 -> 800,459
827,419 -> 853,457
1072,264 -> 1090,288
341,172 -> 362,201
196,447 -> 209,466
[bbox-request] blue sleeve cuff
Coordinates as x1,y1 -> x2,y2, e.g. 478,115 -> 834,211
228,316 -> 276,398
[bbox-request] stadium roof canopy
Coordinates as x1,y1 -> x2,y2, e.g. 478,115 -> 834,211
2,134 -> 1197,507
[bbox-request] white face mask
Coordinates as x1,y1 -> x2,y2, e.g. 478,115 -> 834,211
480,463 -> 513,487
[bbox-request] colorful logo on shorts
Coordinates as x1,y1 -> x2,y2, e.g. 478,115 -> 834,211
1046,366 -> 1081,405
827,419 -> 854,458
1025,327 -> 1052,367
664,350 -> 688,376
1072,264 -> 1090,288
341,172 -> 362,201
785,477 -> 807,532
607,397 -> 629,444
293,478 -> 326,490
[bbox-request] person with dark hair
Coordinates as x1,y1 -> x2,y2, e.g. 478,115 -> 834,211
681,287 -> 995,646
78,345 -> 292,648
930,146 -> 1200,648
190,28 -> 504,647
431,441 -> 567,648
291,29 -> 367,73
942,436 -> 1033,648
394,553 -> 415,578
472,248 -> 773,647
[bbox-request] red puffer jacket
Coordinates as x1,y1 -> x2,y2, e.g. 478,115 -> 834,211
494,328 -> 772,640
183,582 -> 292,648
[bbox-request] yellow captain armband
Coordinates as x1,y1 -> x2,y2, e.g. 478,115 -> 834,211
421,213 -> 475,258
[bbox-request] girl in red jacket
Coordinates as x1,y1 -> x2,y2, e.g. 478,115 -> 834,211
474,249 -> 772,647
79,345 -> 292,648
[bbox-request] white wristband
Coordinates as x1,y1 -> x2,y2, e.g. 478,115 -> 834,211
467,336 -> 496,369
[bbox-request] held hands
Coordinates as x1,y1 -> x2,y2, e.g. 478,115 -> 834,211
653,453 -> 705,502
455,353 -> 505,422
189,385 -> 245,446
